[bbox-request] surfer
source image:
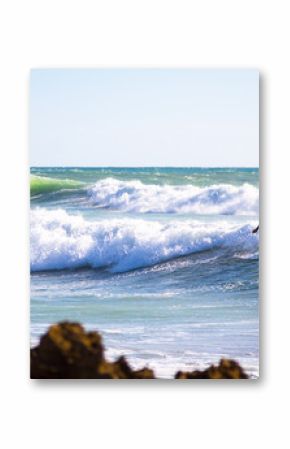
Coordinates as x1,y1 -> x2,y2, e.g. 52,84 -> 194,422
252,225 -> 259,234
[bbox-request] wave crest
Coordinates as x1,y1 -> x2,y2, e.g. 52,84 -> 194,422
31,208 -> 259,273
87,178 -> 258,215
31,175 -> 84,196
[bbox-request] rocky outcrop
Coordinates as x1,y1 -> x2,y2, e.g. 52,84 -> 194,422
31,322 -> 248,379
175,359 -> 248,379
30,322 -> 155,379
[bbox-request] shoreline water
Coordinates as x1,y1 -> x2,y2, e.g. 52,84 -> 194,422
31,322 -> 250,380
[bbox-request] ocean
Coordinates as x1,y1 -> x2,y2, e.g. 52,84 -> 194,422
30,167 -> 259,378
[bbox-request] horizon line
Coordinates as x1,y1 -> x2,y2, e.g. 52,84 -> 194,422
30,165 -> 259,169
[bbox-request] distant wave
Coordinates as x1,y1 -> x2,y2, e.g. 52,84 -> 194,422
87,178 -> 259,215
31,208 -> 259,273
30,175 -> 84,196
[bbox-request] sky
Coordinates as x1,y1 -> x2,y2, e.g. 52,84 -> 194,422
30,69 -> 259,167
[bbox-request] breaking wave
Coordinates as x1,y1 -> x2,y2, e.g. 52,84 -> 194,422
31,175 -> 84,196
30,208 -> 259,273
87,178 -> 258,215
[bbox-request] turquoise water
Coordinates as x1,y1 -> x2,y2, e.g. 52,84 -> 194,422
30,167 -> 259,378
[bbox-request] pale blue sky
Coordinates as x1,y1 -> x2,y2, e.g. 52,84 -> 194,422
30,69 -> 259,167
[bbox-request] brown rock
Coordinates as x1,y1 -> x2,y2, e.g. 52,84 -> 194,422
175,358 -> 248,379
31,322 -> 155,379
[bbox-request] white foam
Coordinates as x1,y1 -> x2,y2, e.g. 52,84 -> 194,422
31,208 -> 259,272
88,178 -> 259,215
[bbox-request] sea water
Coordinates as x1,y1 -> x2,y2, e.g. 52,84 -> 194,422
30,167 -> 259,378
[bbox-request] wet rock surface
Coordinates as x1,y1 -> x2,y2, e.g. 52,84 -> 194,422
31,322 -> 248,379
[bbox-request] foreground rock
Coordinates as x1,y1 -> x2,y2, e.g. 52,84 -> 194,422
175,359 -> 248,379
31,322 -> 248,379
31,322 -> 155,379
